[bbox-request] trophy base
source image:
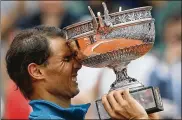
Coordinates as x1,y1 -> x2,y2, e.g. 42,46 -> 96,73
95,86 -> 164,119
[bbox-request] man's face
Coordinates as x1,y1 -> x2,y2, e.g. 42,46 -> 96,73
42,37 -> 82,98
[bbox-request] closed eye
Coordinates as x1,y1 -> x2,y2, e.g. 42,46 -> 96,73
63,55 -> 72,62
72,51 -> 78,57
63,52 -> 78,62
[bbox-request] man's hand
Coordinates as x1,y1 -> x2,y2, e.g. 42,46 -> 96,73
148,113 -> 160,119
102,89 -> 149,119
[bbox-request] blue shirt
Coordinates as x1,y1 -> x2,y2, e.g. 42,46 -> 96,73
29,100 -> 91,120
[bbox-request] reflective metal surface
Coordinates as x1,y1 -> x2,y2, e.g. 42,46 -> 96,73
63,3 -> 155,69
63,2 -> 162,119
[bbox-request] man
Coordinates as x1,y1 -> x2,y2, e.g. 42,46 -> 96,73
5,26 -> 158,119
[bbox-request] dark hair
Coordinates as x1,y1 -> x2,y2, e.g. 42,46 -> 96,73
5,25 -> 66,99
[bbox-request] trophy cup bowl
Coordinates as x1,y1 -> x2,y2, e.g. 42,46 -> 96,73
63,2 -> 163,119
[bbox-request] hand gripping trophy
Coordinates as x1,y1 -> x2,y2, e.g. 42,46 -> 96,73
63,2 -> 163,119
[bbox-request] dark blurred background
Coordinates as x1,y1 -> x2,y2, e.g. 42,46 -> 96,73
1,1 -> 181,119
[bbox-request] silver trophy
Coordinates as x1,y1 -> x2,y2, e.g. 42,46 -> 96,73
63,2 -> 163,119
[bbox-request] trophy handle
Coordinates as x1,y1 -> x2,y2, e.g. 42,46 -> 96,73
88,6 -> 98,31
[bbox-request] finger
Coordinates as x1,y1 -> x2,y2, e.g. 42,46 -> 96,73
113,90 -> 125,106
148,113 -> 160,119
102,95 -> 113,115
102,95 -> 125,119
107,91 -> 119,109
122,88 -> 133,101
113,91 -> 129,117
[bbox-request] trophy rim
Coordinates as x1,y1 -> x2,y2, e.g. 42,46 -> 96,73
63,6 -> 152,30
65,18 -> 155,40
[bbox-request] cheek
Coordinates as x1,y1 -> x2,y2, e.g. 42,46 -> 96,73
45,61 -> 73,85
46,61 -> 70,75
57,62 -> 73,80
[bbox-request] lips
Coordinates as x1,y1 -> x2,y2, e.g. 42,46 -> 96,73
72,77 -> 78,86
72,73 -> 78,83
72,70 -> 79,84
72,74 -> 78,77
72,77 -> 77,82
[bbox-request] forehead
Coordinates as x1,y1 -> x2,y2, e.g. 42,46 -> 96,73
49,37 -> 70,55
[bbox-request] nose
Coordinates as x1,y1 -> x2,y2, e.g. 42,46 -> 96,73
73,57 -> 82,71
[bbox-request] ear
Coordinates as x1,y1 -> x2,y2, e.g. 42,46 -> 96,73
28,63 -> 45,81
